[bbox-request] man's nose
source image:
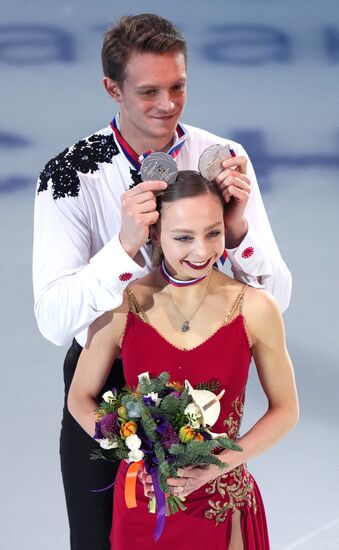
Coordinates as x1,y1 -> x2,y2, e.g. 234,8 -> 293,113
157,90 -> 175,112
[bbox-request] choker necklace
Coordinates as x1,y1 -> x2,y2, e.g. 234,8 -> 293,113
160,260 -> 208,287
167,271 -> 213,332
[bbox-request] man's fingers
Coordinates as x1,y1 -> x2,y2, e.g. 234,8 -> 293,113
127,180 -> 167,196
219,175 -> 250,193
221,155 -> 247,174
223,186 -> 249,204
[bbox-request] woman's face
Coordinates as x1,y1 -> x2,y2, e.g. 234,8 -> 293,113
154,193 -> 225,280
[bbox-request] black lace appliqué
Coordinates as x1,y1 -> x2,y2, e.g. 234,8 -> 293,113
37,133 -> 119,199
129,168 -> 143,189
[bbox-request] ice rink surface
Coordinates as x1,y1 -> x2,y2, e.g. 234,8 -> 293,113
1,1 -> 338,548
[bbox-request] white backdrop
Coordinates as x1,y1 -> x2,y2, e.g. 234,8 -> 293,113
1,1 -> 339,548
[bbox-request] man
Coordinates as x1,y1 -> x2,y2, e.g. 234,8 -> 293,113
33,13 -> 291,550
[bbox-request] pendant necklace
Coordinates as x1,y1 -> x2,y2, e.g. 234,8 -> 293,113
167,271 -> 213,333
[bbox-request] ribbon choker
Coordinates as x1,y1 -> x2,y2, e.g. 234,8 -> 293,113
160,260 -> 208,287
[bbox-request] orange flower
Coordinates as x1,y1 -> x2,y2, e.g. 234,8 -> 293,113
179,426 -> 195,443
167,381 -> 184,392
194,433 -> 204,442
120,421 -> 137,438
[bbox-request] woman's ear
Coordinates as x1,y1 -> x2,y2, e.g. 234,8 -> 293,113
149,225 -> 161,247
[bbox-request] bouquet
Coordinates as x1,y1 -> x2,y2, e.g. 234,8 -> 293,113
91,371 -> 241,540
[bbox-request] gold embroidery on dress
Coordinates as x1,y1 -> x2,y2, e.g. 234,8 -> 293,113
204,465 -> 257,524
204,391 -> 257,524
223,391 -> 245,440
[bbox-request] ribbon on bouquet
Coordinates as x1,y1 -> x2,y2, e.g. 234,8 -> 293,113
124,460 -> 167,542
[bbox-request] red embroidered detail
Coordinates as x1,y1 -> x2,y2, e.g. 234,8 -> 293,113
119,272 -> 133,282
241,247 -> 254,259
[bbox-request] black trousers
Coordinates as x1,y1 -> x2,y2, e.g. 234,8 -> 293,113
60,339 -> 125,549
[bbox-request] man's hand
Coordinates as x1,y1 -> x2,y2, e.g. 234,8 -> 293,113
119,180 -> 167,259
214,156 -> 250,248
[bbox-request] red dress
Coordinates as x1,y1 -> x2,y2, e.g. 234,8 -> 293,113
110,287 -> 270,549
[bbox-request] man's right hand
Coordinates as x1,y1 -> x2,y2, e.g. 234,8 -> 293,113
119,180 -> 167,259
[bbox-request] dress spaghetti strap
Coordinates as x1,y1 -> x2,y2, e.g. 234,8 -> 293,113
125,288 -> 150,324
224,284 -> 247,325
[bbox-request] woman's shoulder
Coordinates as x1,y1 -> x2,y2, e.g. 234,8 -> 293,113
124,270 -> 161,307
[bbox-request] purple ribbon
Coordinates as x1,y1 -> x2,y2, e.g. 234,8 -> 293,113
90,480 -> 115,493
151,470 -> 167,541
90,462 -> 128,493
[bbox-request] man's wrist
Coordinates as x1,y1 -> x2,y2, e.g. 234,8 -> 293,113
118,232 -> 139,259
225,218 -> 248,249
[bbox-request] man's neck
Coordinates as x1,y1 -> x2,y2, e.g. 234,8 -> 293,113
118,120 -> 175,156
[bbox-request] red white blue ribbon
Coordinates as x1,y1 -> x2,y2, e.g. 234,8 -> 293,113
110,115 -> 186,172
160,260 -> 208,287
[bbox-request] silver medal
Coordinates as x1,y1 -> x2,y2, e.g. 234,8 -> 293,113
140,152 -> 178,184
198,144 -> 232,181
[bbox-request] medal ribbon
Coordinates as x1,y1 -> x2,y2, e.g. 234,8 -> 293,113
160,259 -> 208,287
110,115 -> 186,171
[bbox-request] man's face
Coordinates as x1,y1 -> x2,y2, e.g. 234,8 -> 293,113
109,51 -> 187,149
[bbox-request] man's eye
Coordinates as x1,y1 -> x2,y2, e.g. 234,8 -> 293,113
140,89 -> 157,96
172,84 -> 185,92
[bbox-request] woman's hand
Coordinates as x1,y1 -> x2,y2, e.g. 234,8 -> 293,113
138,465 -> 155,498
167,464 -> 223,497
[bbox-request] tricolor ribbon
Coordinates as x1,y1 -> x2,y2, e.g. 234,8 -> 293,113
110,115 -> 186,172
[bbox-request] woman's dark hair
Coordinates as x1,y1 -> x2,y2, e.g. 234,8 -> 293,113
102,14 -> 187,86
152,170 -> 225,266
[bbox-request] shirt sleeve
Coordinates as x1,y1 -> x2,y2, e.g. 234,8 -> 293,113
221,144 -> 292,312
32,178 -> 148,347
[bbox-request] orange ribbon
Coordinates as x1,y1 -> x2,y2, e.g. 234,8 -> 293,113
124,460 -> 144,508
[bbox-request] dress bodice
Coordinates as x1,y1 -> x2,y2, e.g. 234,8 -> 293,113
120,286 -> 252,437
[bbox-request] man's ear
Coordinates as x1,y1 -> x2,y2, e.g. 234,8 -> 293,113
103,77 -> 122,101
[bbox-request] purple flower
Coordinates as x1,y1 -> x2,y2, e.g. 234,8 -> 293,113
151,411 -> 171,435
100,412 -> 119,438
94,421 -> 103,440
159,426 -> 180,450
169,391 -> 181,399
143,396 -> 156,407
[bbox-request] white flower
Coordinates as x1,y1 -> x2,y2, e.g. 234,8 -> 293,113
128,449 -> 145,462
125,434 -> 142,451
99,438 -> 118,450
102,391 -> 116,403
145,392 -> 162,407
184,402 -> 203,428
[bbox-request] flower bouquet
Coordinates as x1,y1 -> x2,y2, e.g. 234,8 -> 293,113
90,371 -> 241,540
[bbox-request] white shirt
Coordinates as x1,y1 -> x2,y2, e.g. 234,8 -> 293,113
33,122 -> 291,347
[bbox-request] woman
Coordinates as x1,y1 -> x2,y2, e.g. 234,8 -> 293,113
68,171 -> 298,549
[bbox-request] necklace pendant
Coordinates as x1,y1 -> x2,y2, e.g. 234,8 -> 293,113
181,321 -> 190,333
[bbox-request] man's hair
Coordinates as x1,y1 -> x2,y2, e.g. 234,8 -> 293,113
101,14 -> 187,86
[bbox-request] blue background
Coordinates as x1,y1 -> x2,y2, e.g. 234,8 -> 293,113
1,1 -> 338,548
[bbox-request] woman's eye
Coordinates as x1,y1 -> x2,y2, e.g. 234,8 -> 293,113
174,236 -> 193,242
208,231 -> 221,238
